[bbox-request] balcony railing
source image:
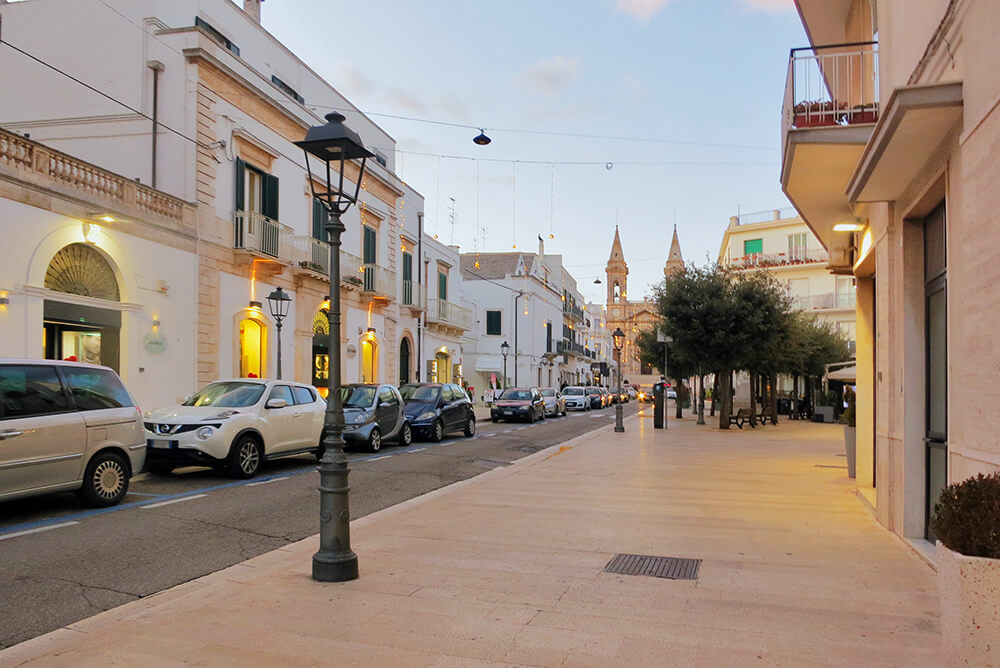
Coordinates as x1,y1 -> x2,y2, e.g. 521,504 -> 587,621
361,263 -> 394,299
563,302 -> 585,321
234,211 -> 289,259
400,279 -> 424,308
426,298 -> 473,330
291,235 -> 331,274
729,207 -> 799,227
727,248 -> 829,270
790,291 -> 857,311
782,42 -> 879,139
557,338 -> 587,357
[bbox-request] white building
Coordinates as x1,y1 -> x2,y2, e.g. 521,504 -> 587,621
0,0 -> 424,395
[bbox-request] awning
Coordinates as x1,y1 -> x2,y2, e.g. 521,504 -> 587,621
474,356 -> 503,373
828,365 -> 856,382
847,82 -> 963,203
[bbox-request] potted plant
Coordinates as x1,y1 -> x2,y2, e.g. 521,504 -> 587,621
842,386 -> 856,478
930,473 -> 1000,665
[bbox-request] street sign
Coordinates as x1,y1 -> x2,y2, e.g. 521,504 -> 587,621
657,329 -> 673,343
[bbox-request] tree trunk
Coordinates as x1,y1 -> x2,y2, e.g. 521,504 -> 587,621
768,371 -> 778,424
718,368 -> 732,429
674,377 -> 683,419
748,373 -> 758,427
791,373 -> 799,420
697,373 -> 706,425
710,375 -> 718,417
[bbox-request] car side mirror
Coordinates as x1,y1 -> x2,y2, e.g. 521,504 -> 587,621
378,401 -> 391,408
265,398 -> 288,409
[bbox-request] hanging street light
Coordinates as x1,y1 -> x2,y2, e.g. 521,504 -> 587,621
296,112 -> 374,583
473,129 -> 492,145
612,327 -> 625,433
265,286 -> 291,379
500,340 -> 510,390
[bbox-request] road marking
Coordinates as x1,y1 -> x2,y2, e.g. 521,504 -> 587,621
411,447 -> 428,452
514,427 -> 528,431
368,455 -> 393,461
0,521 -> 79,541
140,494 -> 207,509
247,476 -> 291,486
482,433 -> 496,437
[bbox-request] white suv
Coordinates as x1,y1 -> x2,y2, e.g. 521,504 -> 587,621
144,379 -> 326,478
0,359 -> 145,507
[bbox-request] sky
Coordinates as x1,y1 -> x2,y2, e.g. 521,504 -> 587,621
260,0 -> 808,305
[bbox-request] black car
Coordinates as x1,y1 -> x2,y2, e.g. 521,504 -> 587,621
399,383 -> 476,442
491,387 -> 546,423
585,386 -> 604,409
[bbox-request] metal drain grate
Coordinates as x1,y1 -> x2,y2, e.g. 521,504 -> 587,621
604,553 -> 701,580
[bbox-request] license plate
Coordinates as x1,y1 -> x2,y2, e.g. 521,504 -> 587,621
504,411 -> 514,415
148,439 -> 174,449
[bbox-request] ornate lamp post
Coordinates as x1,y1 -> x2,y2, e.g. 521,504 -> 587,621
296,112 -> 373,583
612,327 -> 625,433
265,286 -> 291,379
500,340 -> 510,390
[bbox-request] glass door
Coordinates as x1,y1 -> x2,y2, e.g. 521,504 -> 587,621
924,203 -> 947,541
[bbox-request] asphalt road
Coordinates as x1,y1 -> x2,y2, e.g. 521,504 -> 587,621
0,402 -> 640,649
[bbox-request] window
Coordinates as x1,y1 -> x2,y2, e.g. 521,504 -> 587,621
401,252 -> 414,305
438,271 -> 448,300
270,75 -> 304,104
362,225 -> 377,291
375,151 -> 388,167
239,318 -> 266,378
62,367 -> 133,410
195,17 -> 240,56
235,158 -> 279,220
485,310 -> 502,336
378,387 -> 397,405
788,233 -> 807,260
546,322 -> 553,353
0,365 -> 70,418
743,238 -> 763,256
292,386 -> 316,405
267,385 -> 294,405
312,200 -> 328,241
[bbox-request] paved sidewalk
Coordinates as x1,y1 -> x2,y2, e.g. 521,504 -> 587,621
2,415 -> 941,666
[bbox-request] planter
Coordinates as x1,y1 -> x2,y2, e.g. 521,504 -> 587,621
843,426 -> 856,478
937,541 -> 1000,665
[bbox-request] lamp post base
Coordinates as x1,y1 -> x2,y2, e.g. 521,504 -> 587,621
312,549 -> 359,582
615,406 -> 625,433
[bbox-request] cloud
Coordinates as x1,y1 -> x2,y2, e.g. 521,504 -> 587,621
736,0 -> 795,12
436,93 -> 471,123
336,63 -> 376,97
615,0 -> 671,21
620,73 -> 649,98
386,89 -> 425,114
518,55 -> 581,96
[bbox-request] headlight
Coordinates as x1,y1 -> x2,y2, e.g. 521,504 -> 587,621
196,426 -> 214,440
417,411 -> 436,421
353,413 -> 372,424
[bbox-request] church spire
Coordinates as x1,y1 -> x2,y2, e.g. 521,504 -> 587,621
665,225 -> 684,275
606,226 -> 628,306
609,225 -> 625,264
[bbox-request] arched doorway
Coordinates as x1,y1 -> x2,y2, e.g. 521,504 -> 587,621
43,243 -> 122,370
361,338 -> 378,383
312,309 -> 330,397
399,338 -> 411,385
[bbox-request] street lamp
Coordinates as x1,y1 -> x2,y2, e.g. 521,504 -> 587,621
500,340 -> 510,390
296,112 -> 373,583
265,286 -> 291,379
612,327 -> 625,433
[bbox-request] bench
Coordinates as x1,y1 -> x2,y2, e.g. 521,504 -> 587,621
757,407 -> 769,424
729,408 -> 753,429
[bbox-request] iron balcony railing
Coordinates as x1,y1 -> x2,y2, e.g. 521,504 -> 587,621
727,248 -> 829,270
361,262 -> 394,299
400,279 -> 425,308
557,338 -> 587,357
290,235 -> 331,274
426,298 -> 473,330
233,211 -> 290,259
563,302 -> 585,321
782,41 -> 879,142
729,207 -> 799,227
789,291 -> 857,311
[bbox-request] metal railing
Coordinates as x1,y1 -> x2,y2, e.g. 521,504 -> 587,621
400,279 -> 424,308
727,248 -> 829,270
790,291 -> 857,311
782,42 -> 879,140
563,302 -> 585,321
557,338 -> 587,357
234,211 -> 289,259
729,207 -> 799,226
361,262 -> 395,299
291,235 -> 331,274
426,298 -> 473,330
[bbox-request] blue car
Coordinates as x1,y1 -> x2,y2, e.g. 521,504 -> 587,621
399,383 -> 476,442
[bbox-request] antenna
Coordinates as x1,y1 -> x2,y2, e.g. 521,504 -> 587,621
448,197 -> 456,246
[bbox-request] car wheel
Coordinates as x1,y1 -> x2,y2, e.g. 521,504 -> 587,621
368,427 -> 382,452
463,416 -> 476,437
529,410 -> 536,424
491,417 -> 499,423
147,462 -> 174,476
431,419 -> 444,442
226,434 -> 262,479
397,422 -> 412,446
79,451 -> 130,507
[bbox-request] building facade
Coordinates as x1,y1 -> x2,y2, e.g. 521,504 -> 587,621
781,0 -> 999,548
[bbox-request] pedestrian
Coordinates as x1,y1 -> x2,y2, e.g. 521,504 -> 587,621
467,385 -> 475,402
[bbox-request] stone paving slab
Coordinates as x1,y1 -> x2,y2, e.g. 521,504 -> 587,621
1,414 -> 941,666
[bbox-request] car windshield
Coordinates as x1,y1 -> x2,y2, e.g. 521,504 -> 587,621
500,389 -> 531,400
341,385 -> 376,408
564,387 -> 584,395
183,382 -> 266,407
540,389 -> 555,397
400,385 -> 440,402
586,388 -> 599,394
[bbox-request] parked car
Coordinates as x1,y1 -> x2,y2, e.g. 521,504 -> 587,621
638,386 -> 654,403
586,386 -> 605,409
539,388 -> 567,417
491,387 -> 546,422
562,386 -> 590,411
667,387 -> 678,400
399,383 -> 476,441
625,386 -> 638,400
0,359 -> 145,507
338,383 -> 410,452
145,378 -> 329,477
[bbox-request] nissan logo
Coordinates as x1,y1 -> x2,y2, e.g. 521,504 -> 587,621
156,424 -> 172,435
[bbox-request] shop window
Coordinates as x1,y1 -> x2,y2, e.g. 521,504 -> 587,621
361,339 -> 377,383
239,318 -> 266,378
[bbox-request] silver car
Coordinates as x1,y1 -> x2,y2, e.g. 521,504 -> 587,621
339,384 -> 411,452
0,359 -> 145,507
540,388 -> 567,417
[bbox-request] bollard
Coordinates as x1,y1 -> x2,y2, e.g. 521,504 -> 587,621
653,382 -> 664,429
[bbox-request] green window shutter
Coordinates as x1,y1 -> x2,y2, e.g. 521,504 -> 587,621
438,272 -> 447,300
402,252 -> 412,280
312,199 -> 328,241
234,158 -> 245,211
363,226 -> 377,264
743,238 -> 763,255
262,173 -> 279,220
486,311 -> 501,336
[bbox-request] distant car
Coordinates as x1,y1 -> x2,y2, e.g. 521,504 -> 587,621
539,388 -> 567,417
399,383 -> 476,441
638,387 -> 655,403
625,386 -> 637,400
145,379 -> 326,478
585,386 -> 604,409
491,387 -> 546,423
667,387 -> 678,400
562,386 -> 590,411
0,359 -> 145,507
338,384 -> 410,452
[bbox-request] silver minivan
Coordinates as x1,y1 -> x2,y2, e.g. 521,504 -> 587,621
0,359 -> 145,507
